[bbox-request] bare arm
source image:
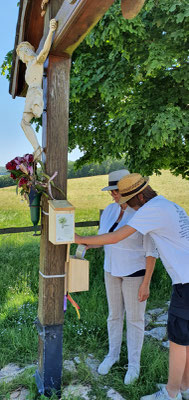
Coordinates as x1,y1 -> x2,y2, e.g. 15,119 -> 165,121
75,225 -> 136,245
86,244 -> 102,250
37,19 -> 57,64
138,256 -> 156,302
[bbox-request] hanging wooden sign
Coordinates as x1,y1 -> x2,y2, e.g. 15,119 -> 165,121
65,256 -> 89,293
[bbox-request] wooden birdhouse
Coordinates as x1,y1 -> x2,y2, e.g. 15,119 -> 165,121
48,200 -> 75,245
65,256 -> 89,293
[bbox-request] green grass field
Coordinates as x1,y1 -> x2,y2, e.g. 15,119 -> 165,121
1,170 -> 189,227
0,171 -> 189,399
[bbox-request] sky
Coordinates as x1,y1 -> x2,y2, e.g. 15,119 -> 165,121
0,1 -> 82,167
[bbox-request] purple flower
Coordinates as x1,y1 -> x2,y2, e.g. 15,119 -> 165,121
14,157 -> 23,164
28,165 -> 34,175
24,154 -> 34,163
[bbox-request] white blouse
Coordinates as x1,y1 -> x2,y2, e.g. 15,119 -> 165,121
98,203 -> 158,277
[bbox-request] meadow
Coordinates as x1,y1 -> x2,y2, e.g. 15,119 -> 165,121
0,171 -> 189,399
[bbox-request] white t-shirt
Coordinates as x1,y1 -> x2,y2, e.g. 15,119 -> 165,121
128,195 -> 189,285
98,203 -> 158,277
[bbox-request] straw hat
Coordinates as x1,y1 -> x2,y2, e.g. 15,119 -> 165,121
101,169 -> 130,191
118,173 -> 149,204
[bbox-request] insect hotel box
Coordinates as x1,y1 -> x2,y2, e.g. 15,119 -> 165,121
66,257 -> 89,293
65,245 -> 89,293
48,200 -> 75,245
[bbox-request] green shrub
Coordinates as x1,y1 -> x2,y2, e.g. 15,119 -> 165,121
0,175 -> 16,188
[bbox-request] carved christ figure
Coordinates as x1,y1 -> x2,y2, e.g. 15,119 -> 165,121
16,19 -> 57,160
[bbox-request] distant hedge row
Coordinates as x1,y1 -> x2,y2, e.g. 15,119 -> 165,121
0,158 -> 127,188
67,158 -> 126,178
0,175 -> 17,188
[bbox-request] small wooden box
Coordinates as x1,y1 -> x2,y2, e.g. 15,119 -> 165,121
49,200 -> 75,245
66,256 -> 89,293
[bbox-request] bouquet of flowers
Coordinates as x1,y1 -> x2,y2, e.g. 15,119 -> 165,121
6,154 -> 64,235
6,153 -> 61,200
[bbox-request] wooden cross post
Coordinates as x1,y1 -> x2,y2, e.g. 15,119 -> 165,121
35,57 -> 70,395
10,0 -> 146,396
34,2 -> 69,396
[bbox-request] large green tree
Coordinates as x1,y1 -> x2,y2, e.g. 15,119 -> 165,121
69,0 -> 189,177
2,0 -> 189,177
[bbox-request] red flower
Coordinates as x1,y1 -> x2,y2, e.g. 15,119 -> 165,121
18,177 -> 29,187
10,173 -> 17,180
6,160 -> 17,170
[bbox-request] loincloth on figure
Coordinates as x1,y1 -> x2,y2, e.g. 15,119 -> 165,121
24,87 -> 44,118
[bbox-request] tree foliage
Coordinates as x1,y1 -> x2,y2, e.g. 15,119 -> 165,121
1,0 -> 189,177
69,0 -> 189,177
1,51 -> 13,81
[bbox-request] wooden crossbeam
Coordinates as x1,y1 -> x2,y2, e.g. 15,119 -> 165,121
38,0 -> 115,56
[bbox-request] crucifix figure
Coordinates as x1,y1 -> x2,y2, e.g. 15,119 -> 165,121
16,19 -> 57,160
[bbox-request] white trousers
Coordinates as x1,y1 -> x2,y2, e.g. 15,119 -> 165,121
104,271 -> 146,370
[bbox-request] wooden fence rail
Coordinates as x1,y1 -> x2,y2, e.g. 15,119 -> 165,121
0,220 -> 100,235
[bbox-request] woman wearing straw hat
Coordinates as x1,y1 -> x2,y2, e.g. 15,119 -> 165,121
86,170 -> 158,385
75,173 -> 189,400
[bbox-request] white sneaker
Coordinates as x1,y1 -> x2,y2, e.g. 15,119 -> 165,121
181,388 -> 189,400
124,366 -> 139,385
157,384 -> 189,400
140,386 -> 182,400
97,356 -> 119,375
157,385 -> 166,390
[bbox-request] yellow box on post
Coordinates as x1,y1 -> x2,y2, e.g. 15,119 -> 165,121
48,200 -> 75,245
66,256 -> 89,293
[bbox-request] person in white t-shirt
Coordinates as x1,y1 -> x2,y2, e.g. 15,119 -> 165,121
75,173 -> 189,400
85,170 -> 158,385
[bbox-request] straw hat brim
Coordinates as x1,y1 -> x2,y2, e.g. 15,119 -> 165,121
118,177 -> 149,204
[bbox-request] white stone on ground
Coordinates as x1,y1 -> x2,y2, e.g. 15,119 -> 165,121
74,356 -> 81,365
63,360 -> 77,373
145,313 -> 153,327
155,313 -> 168,325
107,388 -> 126,399
5,388 -> 30,400
145,327 -> 167,341
62,384 -> 93,400
85,354 -> 99,378
0,363 -> 35,383
162,341 -> 170,349
147,308 -> 164,316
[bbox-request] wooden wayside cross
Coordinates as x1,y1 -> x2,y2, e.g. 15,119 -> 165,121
10,0 -> 146,396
